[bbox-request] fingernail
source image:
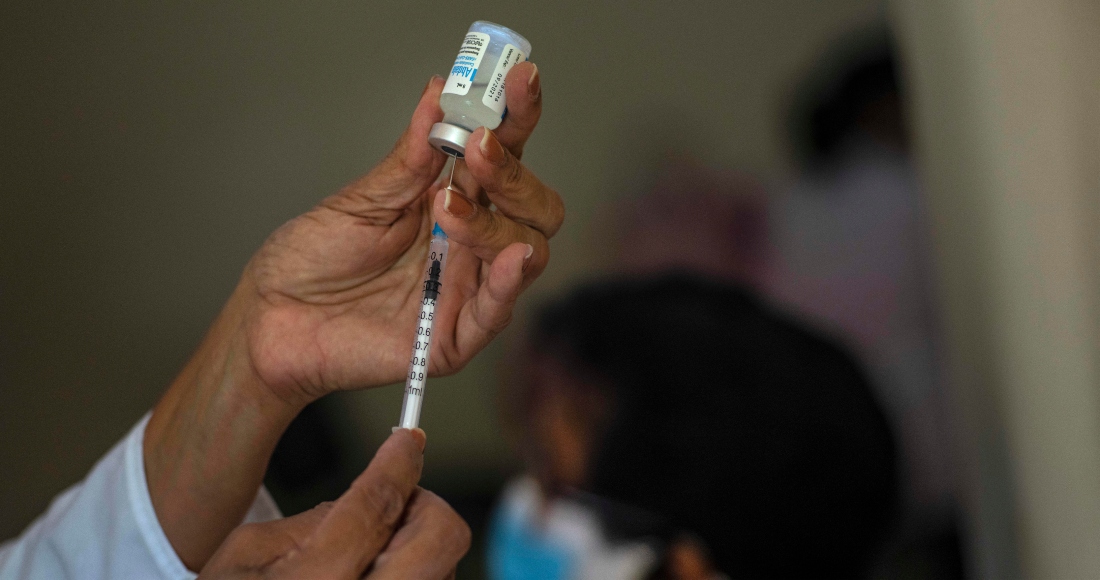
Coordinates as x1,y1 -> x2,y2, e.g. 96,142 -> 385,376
391,427 -> 428,452
423,74 -> 442,95
411,428 -> 427,452
479,128 -> 506,166
444,188 -> 477,219
522,244 -> 534,272
527,64 -> 540,100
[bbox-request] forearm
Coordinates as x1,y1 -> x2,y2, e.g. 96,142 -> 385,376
144,279 -> 304,571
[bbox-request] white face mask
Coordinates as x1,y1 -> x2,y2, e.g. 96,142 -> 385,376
487,477 -> 660,580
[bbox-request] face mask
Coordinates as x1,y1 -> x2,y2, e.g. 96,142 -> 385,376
487,477 -> 660,580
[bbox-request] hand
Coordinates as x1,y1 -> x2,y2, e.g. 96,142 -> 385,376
246,61 -> 562,404
199,430 -> 470,580
145,61 -> 561,570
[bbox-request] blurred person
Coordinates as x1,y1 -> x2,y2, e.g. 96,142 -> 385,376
490,274 -> 899,579
766,36 -> 957,537
0,62 -> 565,579
611,35 -> 959,575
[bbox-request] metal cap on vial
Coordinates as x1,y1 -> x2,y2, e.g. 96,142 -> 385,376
428,122 -> 472,157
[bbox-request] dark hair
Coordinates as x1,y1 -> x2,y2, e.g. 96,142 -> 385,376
531,274 -> 899,578
789,35 -> 904,167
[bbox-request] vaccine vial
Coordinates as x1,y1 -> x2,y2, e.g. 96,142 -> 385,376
429,21 -> 532,157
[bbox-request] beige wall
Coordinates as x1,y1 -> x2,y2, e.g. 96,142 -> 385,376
0,0 -> 885,538
892,0 -> 1100,577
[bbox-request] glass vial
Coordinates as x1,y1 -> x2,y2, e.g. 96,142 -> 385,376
429,21 -> 532,157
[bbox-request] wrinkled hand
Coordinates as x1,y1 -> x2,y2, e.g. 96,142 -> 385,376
144,61 -> 561,571
199,430 -> 469,580
244,61 -> 562,405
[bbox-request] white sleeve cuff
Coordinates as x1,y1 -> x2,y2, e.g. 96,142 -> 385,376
125,413 -> 284,576
125,414 -> 199,579
0,413 -> 283,580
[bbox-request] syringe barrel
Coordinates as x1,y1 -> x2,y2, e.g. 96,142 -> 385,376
398,229 -> 449,430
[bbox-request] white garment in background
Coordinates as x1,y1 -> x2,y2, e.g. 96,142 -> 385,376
0,414 -> 281,580
765,139 -> 954,516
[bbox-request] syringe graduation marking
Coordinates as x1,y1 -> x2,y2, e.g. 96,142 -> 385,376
406,259 -> 440,392
398,220 -> 449,429
423,260 -> 442,300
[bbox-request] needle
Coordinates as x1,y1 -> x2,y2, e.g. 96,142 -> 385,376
446,156 -> 458,190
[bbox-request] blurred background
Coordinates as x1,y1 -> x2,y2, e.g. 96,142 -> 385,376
2,1 -> 1099,579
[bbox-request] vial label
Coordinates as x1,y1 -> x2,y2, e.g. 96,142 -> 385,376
482,44 -> 527,116
443,32 -> 490,96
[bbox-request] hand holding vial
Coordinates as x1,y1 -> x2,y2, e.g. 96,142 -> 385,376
241,59 -> 561,404
143,34 -> 563,570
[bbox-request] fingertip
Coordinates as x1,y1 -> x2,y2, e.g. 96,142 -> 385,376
411,76 -> 444,123
411,428 -> 427,452
462,127 -> 511,186
388,427 -> 426,455
432,187 -> 472,236
478,127 -> 507,166
506,61 -> 539,100
404,76 -> 446,159
431,188 -> 451,230
527,63 -> 540,100
522,243 -> 535,272
502,61 -> 541,120
421,74 -> 445,105
465,126 -> 488,161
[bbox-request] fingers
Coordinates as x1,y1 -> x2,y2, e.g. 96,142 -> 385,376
242,502 -> 333,557
199,503 -> 333,576
325,76 -> 448,223
446,242 -> 529,364
443,60 -> 541,198
491,61 -> 542,158
287,429 -> 426,577
432,125 -> 561,272
433,190 -> 550,286
464,127 -> 565,238
364,489 -> 472,580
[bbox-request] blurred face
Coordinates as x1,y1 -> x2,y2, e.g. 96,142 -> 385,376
491,353 -> 721,580
523,353 -> 609,495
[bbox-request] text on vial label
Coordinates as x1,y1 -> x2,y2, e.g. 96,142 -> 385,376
482,44 -> 526,115
443,32 -> 490,96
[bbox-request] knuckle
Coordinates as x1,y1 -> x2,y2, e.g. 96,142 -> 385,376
446,512 -> 473,555
424,494 -> 472,555
353,477 -> 406,526
481,211 -> 511,247
534,238 -> 552,271
545,190 -> 566,236
308,501 -> 335,518
485,302 -> 514,335
504,155 -> 526,187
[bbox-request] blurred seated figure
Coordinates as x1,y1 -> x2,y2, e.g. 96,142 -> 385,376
610,35 -> 961,576
489,274 -> 899,580
767,35 -> 954,519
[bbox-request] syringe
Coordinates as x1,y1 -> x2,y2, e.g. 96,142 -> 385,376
397,221 -> 449,430
397,156 -> 461,430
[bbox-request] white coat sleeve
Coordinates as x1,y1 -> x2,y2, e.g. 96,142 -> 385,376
0,413 -> 282,580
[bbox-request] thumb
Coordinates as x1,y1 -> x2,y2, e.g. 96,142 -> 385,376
200,503 -> 334,577
326,76 -> 448,222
